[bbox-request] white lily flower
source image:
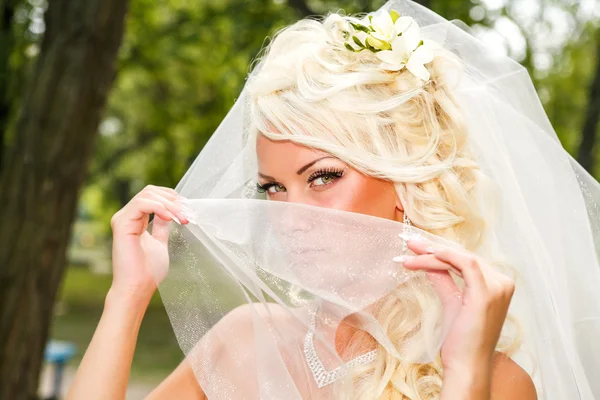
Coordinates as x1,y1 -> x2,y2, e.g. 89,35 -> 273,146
406,41 -> 435,80
376,36 -> 435,80
397,17 -> 421,51
370,11 -> 396,43
338,10 -> 437,81
376,34 -> 411,71
394,15 -> 413,32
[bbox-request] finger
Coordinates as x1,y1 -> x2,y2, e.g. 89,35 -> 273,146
425,271 -> 462,332
143,191 -> 187,223
405,237 -> 437,255
136,192 -> 188,224
425,271 -> 462,304
151,215 -> 173,245
395,254 -> 462,277
138,185 -> 179,201
131,198 -> 174,221
111,199 -> 168,235
430,247 -> 486,290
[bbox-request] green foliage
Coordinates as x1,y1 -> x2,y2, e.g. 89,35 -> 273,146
52,268 -> 182,381
82,0 -> 481,222
76,0 -> 600,232
13,0 -> 594,387
537,22 -> 599,157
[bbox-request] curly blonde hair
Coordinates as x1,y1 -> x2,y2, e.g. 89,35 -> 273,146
246,13 -> 520,400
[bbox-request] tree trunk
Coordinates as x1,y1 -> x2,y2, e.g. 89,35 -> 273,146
0,0 -> 16,173
0,0 -> 129,398
577,29 -> 600,173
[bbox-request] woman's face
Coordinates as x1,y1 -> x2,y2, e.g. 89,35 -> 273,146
255,134 -> 407,299
256,134 -> 402,222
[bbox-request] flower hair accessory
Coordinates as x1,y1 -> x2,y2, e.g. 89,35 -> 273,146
332,10 -> 436,81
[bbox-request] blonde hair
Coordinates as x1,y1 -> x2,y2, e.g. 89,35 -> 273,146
247,13 -> 519,400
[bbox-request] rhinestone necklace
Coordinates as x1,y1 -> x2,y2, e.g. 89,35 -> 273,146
303,308 -> 377,388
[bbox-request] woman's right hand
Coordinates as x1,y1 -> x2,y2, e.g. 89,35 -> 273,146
109,185 -> 189,303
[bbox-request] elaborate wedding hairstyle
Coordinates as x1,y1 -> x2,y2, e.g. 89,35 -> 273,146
246,12 -> 518,400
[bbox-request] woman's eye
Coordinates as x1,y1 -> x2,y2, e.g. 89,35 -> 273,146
312,175 -> 335,186
267,184 -> 286,193
256,183 -> 286,194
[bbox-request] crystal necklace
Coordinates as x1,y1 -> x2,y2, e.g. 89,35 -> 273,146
303,308 -> 378,388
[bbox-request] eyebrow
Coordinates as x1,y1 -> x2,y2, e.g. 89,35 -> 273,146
257,156 -> 336,182
296,156 -> 335,175
258,173 -> 276,181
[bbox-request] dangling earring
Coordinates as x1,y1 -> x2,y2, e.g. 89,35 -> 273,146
403,212 -> 411,227
401,211 -> 411,253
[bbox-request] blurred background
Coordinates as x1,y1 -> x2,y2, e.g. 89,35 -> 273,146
0,0 -> 599,398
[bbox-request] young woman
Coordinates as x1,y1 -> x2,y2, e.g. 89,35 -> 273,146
67,1 -> 600,399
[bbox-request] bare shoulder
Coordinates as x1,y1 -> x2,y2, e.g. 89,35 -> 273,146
146,303 -> 293,400
218,302 -> 293,327
490,352 -> 537,400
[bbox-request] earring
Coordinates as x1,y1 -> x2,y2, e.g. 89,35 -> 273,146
401,212 -> 411,253
403,212 -> 411,227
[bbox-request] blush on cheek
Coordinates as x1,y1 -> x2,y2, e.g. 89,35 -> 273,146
318,171 -> 398,221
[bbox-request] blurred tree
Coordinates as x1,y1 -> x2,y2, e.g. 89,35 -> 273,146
0,0 -> 40,173
577,27 -> 600,173
76,0 -> 600,232
0,1 -> 129,398
536,19 -> 600,175
83,0 -> 483,226
0,0 -> 19,172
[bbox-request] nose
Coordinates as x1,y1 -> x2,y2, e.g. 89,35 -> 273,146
277,188 -> 316,235
284,187 -> 319,208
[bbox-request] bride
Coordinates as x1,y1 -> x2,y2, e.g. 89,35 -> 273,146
67,1 -> 600,399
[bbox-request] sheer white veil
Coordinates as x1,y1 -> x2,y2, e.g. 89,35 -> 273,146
154,1 -> 600,398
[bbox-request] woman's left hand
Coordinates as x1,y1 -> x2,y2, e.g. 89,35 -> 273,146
398,237 -> 515,397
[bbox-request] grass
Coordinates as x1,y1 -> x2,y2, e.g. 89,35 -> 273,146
50,267 -> 183,383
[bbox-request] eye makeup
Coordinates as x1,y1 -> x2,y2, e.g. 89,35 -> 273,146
307,167 -> 345,187
256,182 -> 285,193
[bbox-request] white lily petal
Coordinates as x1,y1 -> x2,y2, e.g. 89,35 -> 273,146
406,57 -> 430,81
411,45 -> 434,65
402,22 -> 421,51
370,32 -> 388,42
372,11 -> 395,38
376,49 -> 404,65
380,62 -> 406,72
394,16 -> 414,33
390,35 -> 411,59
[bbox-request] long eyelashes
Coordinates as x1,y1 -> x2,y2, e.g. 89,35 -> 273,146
307,168 -> 345,183
256,167 -> 346,193
256,182 -> 278,193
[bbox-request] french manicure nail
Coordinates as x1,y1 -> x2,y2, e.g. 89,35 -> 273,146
398,233 -> 411,241
170,214 -> 182,225
398,233 -> 423,242
393,255 -> 415,263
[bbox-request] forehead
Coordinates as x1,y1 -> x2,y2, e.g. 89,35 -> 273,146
256,134 -> 329,169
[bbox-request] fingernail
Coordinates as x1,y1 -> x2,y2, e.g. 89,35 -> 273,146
398,233 -> 411,242
169,213 -> 182,225
398,233 -> 423,242
425,246 -> 436,254
393,255 -> 415,264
